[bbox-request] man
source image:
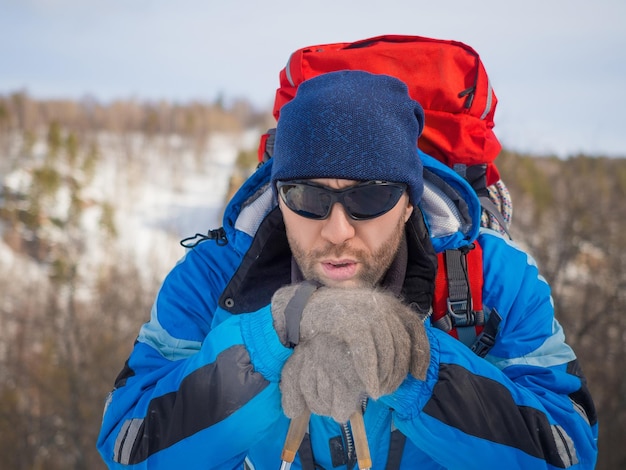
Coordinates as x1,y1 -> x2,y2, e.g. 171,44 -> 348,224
97,71 -> 598,468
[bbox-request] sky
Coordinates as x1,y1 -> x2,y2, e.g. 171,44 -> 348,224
1,0 -> 625,158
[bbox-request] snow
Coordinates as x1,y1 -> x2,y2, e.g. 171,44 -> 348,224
0,128 -> 260,289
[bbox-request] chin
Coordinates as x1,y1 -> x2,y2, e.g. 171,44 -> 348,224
319,277 -> 368,289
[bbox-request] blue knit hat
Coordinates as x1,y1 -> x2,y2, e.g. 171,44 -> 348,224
271,70 -> 425,204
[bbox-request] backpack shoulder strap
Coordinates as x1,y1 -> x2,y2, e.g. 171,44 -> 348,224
431,242 -> 500,356
432,243 -> 484,340
479,196 -> 512,239
385,427 -> 407,470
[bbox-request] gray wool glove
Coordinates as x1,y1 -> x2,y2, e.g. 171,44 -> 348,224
280,334 -> 365,423
272,284 -> 430,422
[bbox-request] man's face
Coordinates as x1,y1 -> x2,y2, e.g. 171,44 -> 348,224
279,178 -> 414,288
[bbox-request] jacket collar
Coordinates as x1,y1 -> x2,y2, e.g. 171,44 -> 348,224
218,205 -> 437,315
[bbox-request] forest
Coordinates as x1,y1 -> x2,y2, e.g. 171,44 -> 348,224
0,92 -> 624,469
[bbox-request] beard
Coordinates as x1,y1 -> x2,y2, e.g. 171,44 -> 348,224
287,215 -> 407,288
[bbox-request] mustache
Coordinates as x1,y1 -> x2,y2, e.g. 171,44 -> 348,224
310,243 -> 367,260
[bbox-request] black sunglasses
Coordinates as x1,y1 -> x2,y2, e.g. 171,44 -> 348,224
276,180 -> 407,220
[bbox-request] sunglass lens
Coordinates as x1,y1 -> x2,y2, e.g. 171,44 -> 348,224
280,184 -> 331,219
345,185 -> 403,219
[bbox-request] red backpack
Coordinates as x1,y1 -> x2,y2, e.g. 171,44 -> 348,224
262,34 -> 500,186
259,34 -> 507,355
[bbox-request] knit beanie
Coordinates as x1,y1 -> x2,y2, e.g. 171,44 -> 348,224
271,70 -> 425,204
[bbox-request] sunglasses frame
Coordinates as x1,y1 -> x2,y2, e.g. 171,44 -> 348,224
276,179 -> 408,221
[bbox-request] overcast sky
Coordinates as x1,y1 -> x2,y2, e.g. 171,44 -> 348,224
1,0 -> 625,157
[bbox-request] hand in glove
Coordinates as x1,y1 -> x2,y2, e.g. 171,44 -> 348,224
280,334 -> 365,423
272,284 -> 430,422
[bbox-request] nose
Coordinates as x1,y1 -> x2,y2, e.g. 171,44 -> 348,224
320,203 -> 356,245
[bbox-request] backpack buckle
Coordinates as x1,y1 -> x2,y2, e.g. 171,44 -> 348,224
470,331 -> 497,358
446,298 -> 476,327
470,307 -> 502,358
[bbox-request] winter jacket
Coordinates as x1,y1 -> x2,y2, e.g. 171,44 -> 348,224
97,153 -> 598,469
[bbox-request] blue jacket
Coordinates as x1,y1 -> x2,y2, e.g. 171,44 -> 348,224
97,153 -> 598,469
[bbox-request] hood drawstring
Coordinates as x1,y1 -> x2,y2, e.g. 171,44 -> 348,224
180,227 -> 228,249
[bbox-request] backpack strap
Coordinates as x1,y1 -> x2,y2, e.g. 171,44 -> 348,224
479,196 -> 512,239
432,243 -> 487,348
470,307 -> 502,358
258,128 -> 276,163
385,424 -> 407,470
453,162 -> 512,239
297,433 -> 316,470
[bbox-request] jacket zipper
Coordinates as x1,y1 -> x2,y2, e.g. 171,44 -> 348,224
341,396 -> 368,469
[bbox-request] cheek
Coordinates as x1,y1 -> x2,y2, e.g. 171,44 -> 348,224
360,202 -> 411,247
359,221 -> 397,251
282,210 -> 319,250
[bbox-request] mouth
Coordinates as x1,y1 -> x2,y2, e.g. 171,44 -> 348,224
320,259 -> 358,282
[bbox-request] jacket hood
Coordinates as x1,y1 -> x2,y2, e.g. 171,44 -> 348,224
222,150 -> 481,255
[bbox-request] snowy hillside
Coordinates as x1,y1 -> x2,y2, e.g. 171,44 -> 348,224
0,129 -> 260,288
86,131 -> 258,272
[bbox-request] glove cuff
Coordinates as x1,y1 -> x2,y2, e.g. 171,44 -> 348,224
241,307 -> 293,382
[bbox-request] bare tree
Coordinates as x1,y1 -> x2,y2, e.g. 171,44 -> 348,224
500,152 -> 626,469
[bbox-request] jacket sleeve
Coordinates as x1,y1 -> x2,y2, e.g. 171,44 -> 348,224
380,229 -> 598,469
96,243 -> 292,469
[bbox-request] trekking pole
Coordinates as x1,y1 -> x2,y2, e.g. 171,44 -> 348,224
350,410 -> 372,470
279,411 -> 310,470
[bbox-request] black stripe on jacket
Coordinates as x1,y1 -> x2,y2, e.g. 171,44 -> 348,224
114,345 -> 269,465
423,363 -> 576,468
